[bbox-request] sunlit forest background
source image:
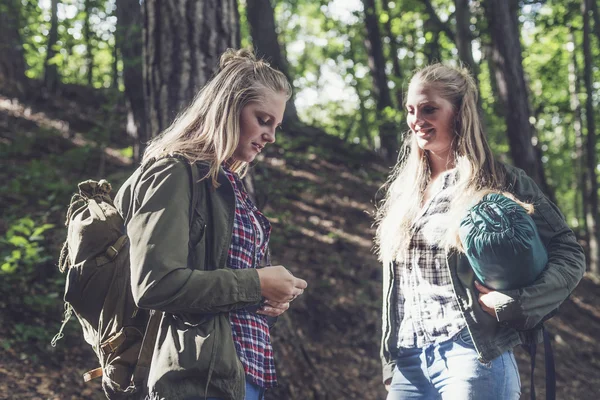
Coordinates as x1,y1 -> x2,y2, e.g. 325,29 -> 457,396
1,0 -> 599,399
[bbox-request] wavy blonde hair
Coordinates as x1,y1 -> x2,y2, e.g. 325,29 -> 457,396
375,63 -> 505,263
142,48 -> 292,187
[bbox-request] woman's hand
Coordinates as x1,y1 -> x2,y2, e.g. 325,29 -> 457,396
474,281 -> 512,319
256,265 -> 307,303
257,300 -> 290,317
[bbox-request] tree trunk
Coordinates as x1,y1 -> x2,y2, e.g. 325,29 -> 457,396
484,0 -> 553,197
84,0 -> 94,86
567,29 -> 588,244
0,0 -> 26,96
116,0 -> 148,162
142,0 -> 240,137
589,0 -> 600,45
246,0 -> 299,124
380,0 -> 404,110
583,0 -> 599,274
361,0 -> 398,163
454,0 -> 479,78
423,19 -> 442,63
44,0 -> 59,92
111,35 -> 118,89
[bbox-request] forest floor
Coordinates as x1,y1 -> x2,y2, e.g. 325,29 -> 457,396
1,84 -> 599,400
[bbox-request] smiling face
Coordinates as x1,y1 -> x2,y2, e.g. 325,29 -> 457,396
232,90 -> 287,163
406,79 -> 456,159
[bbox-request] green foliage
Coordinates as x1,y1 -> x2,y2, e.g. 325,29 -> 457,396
0,218 -> 54,274
20,0 -> 118,87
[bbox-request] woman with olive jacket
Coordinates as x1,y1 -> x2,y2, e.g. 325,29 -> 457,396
376,63 -> 585,399
115,49 -> 307,400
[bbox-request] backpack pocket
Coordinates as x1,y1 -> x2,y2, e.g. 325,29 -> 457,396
101,326 -> 145,397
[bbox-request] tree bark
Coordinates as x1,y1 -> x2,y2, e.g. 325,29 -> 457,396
142,0 -> 240,137
44,0 -> 59,92
0,0 -> 26,96
484,0 -> 552,197
361,0 -> 398,163
454,0 -> 479,78
589,0 -> 600,45
116,0 -> 148,162
423,19 -> 442,63
245,0 -> 299,124
567,29 -> 588,243
84,0 -> 94,86
380,0 -> 404,110
583,0 -> 599,274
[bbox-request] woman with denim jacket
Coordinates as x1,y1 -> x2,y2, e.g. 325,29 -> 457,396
375,64 -> 585,399
115,49 -> 307,400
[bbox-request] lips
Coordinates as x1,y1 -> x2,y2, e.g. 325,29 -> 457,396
252,142 -> 264,152
415,128 -> 434,137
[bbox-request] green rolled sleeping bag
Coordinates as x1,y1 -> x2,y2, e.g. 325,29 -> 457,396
459,193 -> 548,290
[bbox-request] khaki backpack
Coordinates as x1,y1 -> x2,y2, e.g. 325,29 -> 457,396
52,158 -> 199,399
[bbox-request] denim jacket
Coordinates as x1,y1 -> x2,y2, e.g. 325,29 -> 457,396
380,164 -> 586,382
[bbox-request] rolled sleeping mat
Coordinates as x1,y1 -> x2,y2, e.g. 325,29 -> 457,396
459,193 -> 548,290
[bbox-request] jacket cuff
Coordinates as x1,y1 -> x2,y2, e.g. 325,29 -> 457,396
236,268 -> 263,303
382,360 -> 395,384
494,289 -> 521,323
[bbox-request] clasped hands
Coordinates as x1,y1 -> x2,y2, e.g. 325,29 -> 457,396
256,265 -> 307,317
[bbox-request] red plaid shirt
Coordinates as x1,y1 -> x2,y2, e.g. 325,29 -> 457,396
223,166 -> 276,388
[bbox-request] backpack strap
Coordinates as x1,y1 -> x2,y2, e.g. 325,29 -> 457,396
130,159 -> 200,390
528,325 -> 556,400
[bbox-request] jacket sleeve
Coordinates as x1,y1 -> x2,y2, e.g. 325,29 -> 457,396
381,260 -> 396,384
493,167 -> 586,330
125,158 -> 262,314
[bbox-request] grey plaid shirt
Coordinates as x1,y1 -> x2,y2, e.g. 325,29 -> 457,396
396,170 -> 466,348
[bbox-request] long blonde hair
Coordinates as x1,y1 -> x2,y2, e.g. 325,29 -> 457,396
142,48 -> 292,187
375,64 -> 505,263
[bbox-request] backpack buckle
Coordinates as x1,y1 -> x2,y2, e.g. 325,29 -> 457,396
100,331 -> 126,355
106,245 -> 119,260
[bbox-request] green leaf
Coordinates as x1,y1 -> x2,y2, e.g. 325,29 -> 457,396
11,249 -> 22,260
1,262 -> 16,273
32,223 -> 54,237
8,236 -> 28,247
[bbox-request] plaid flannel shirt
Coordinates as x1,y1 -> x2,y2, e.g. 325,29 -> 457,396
396,169 -> 466,348
223,167 -> 276,388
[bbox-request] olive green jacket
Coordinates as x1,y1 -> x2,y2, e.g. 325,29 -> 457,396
380,164 -> 586,383
115,157 -> 262,400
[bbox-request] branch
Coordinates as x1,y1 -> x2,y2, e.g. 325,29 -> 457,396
422,0 -> 456,43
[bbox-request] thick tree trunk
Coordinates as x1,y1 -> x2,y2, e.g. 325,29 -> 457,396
84,0 -> 94,86
116,0 -> 148,162
246,0 -> 298,124
44,0 -> 59,92
484,0 -> 552,197
0,0 -> 26,96
361,0 -> 398,163
583,0 -> 599,274
142,0 -> 240,137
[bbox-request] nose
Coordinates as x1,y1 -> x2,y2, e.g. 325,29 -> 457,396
263,127 -> 276,144
408,111 -> 425,130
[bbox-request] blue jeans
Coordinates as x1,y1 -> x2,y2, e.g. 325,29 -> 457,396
203,378 -> 264,400
386,328 -> 521,400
